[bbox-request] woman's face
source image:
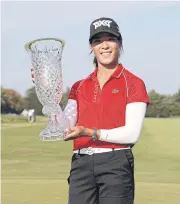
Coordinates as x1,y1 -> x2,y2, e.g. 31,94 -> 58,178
90,32 -> 120,66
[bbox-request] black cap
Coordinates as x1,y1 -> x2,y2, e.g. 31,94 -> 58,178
89,17 -> 121,42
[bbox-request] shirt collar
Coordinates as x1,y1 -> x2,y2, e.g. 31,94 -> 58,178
88,64 -> 125,80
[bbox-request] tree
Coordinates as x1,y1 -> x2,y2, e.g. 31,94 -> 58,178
146,89 -> 180,117
170,89 -> 180,116
1,87 -> 24,114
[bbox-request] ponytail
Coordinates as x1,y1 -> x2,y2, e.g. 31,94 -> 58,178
93,57 -> 98,68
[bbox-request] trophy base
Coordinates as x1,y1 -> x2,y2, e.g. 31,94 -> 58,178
39,105 -> 68,141
39,128 -> 65,141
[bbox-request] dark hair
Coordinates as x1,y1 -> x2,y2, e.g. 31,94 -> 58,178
118,35 -> 123,52
93,56 -> 98,68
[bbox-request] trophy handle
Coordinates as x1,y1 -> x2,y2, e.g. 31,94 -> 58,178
40,104 -> 67,141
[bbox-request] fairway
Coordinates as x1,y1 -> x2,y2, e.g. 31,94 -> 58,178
1,116 -> 180,204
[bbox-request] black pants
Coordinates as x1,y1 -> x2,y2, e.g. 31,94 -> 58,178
67,149 -> 134,204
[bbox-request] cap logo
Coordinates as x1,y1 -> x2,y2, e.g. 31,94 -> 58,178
93,20 -> 112,29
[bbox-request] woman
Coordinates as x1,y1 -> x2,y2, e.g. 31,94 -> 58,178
64,17 -> 149,204
31,17 -> 149,204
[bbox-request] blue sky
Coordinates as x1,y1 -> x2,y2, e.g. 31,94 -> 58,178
1,1 -> 180,96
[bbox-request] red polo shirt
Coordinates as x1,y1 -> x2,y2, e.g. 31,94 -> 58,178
69,64 -> 149,151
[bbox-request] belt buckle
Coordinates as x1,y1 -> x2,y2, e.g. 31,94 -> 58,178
87,147 -> 94,155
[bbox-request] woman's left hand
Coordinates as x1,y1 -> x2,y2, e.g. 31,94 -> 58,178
64,126 -> 86,141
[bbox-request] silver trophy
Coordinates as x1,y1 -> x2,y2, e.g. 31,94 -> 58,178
25,38 -> 67,141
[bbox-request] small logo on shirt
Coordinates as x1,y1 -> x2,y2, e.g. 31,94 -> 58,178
112,89 -> 119,93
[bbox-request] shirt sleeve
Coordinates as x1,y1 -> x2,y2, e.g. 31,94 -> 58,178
99,102 -> 147,144
68,80 -> 82,100
127,77 -> 149,105
64,80 -> 82,128
63,99 -> 78,128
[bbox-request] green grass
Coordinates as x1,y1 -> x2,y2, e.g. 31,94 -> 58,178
1,116 -> 180,204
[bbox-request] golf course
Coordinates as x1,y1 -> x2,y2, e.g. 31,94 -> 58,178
1,115 -> 180,204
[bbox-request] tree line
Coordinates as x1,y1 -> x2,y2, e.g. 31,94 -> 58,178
1,86 -> 180,118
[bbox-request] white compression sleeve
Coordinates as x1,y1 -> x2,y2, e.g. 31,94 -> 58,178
63,99 -> 77,128
99,102 -> 147,144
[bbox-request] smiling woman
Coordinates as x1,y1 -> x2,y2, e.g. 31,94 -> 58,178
91,20 -> 123,70
61,17 -> 149,204
90,33 -> 120,69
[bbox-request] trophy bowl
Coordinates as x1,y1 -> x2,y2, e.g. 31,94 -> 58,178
25,38 -> 67,141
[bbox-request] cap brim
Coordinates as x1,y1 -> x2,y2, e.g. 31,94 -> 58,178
89,30 -> 120,42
